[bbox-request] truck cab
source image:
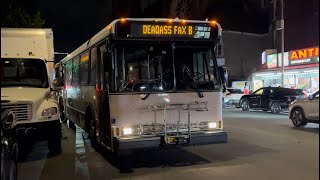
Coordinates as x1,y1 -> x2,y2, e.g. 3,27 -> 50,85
1,28 -> 61,157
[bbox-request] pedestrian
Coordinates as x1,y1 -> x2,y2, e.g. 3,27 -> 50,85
244,82 -> 249,95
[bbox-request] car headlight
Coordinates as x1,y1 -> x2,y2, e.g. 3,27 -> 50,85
123,127 -> 133,135
208,122 -> 217,129
42,107 -> 58,116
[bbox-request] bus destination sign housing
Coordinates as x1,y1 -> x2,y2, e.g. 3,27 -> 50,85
115,21 -> 219,40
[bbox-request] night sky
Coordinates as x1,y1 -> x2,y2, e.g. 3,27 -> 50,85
2,0 -> 318,60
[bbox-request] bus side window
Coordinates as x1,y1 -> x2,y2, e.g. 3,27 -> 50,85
72,56 -> 80,85
90,47 -> 97,85
79,51 -> 89,84
65,61 -> 72,87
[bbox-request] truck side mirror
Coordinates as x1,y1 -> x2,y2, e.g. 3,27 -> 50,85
52,78 -> 63,90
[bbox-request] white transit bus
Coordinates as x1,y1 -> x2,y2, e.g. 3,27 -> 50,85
56,18 -> 228,154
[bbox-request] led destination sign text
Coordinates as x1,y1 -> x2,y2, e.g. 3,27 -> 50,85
142,25 -> 193,35
124,22 -> 216,39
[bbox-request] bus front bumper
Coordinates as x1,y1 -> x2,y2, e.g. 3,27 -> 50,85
116,130 -> 227,151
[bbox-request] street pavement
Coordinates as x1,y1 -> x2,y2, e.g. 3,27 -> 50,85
17,108 -> 319,180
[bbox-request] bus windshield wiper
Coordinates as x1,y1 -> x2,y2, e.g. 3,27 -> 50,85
141,78 -> 165,100
141,86 -> 155,100
183,66 -> 204,98
141,79 -> 159,100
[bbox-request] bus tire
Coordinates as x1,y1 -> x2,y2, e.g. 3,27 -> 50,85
48,123 -> 62,155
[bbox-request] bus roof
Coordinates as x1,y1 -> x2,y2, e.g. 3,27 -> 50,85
60,18 -> 222,63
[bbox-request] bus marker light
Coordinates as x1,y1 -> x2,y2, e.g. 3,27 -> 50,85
116,128 -> 120,136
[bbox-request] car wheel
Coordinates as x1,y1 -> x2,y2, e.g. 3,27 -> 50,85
240,99 -> 249,111
291,108 -> 307,127
270,102 -> 281,114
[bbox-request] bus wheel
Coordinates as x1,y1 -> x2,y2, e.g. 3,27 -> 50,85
88,114 -> 98,149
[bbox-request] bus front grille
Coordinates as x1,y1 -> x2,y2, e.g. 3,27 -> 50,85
1,103 -> 32,121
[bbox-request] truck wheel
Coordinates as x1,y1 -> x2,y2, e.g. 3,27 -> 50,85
48,123 -> 62,155
17,139 -> 26,162
4,157 -> 17,180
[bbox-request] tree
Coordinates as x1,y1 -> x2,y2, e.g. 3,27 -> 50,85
2,6 -> 45,28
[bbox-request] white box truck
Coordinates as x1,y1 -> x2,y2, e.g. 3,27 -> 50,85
1,28 -> 61,156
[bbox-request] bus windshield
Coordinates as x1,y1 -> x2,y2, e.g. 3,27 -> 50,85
1,58 -> 49,88
114,44 -> 221,93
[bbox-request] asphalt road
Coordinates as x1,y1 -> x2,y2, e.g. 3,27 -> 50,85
18,108 -> 319,180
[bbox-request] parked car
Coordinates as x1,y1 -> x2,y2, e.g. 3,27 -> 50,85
239,87 -> 305,113
223,88 -> 244,107
1,110 -> 18,180
289,90 -> 319,127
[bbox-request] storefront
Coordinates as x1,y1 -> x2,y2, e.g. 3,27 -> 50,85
250,46 -> 319,93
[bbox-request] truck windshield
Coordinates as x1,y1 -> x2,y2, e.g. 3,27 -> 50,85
113,44 -> 221,93
1,58 -> 49,88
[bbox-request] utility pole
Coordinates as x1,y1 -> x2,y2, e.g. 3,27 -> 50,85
280,0 -> 285,87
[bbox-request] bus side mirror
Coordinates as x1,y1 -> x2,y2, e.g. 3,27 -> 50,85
219,67 -> 228,93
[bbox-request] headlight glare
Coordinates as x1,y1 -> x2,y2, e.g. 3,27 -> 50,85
42,107 -> 58,116
208,122 -> 217,129
123,127 -> 133,135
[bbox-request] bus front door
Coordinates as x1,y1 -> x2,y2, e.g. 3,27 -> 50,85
99,45 -> 112,149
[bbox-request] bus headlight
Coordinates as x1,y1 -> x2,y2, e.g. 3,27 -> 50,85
42,107 -> 58,116
123,127 -> 133,135
208,122 -> 217,129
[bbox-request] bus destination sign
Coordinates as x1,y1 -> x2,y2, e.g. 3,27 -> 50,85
129,22 -> 215,39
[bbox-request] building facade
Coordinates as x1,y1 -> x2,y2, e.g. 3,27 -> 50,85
250,46 -> 319,92
220,30 -> 272,82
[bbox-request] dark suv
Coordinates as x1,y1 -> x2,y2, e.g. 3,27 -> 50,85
239,87 -> 305,113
